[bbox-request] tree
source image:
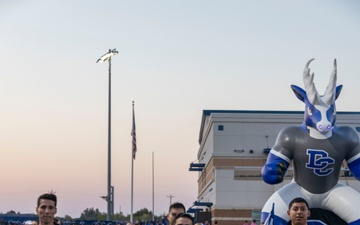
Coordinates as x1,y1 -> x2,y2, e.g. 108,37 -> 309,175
111,212 -> 128,221
78,207 -> 162,222
62,215 -> 73,221
79,208 -> 105,220
133,208 -> 152,222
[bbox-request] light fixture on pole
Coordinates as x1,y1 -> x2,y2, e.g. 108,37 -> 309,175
97,48 -> 118,221
167,194 -> 175,206
97,49 -> 119,63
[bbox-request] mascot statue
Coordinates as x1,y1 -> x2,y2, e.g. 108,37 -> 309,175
260,59 -> 360,225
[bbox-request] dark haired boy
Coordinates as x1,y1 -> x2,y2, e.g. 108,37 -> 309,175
36,193 -> 57,225
287,197 -> 310,225
167,202 -> 186,225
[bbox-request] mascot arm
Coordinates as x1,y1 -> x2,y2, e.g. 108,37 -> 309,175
348,154 -> 360,181
346,127 -> 360,181
261,150 -> 290,184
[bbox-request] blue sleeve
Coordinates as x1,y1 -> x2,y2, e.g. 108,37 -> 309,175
344,126 -> 360,181
261,150 -> 290,184
348,154 -> 360,181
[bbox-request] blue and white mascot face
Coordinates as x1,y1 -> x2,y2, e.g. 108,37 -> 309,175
291,59 -> 343,139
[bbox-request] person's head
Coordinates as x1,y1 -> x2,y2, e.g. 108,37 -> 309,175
37,193 -> 57,207
167,203 -> 186,225
287,197 -> 310,225
172,214 -> 194,225
36,193 -> 57,225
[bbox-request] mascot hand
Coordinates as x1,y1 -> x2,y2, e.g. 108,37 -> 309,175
261,161 -> 287,184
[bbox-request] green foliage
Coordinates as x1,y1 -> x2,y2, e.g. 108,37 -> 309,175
79,208 -> 106,220
77,207 -> 164,222
5,210 -> 17,215
132,208 -> 152,222
62,215 -> 73,221
2,207 -> 165,223
111,212 -> 128,221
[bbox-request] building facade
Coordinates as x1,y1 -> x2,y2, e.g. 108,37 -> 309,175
191,110 -> 360,225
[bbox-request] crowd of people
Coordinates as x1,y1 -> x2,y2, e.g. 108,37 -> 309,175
31,193 -> 195,225
5,193 -> 311,225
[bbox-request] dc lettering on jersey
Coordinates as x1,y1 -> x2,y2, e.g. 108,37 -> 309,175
306,149 -> 335,176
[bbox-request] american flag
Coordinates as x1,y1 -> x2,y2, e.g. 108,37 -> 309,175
264,203 -> 275,225
131,101 -> 137,160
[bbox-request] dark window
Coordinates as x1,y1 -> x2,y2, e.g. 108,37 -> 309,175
218,125 -> 224,131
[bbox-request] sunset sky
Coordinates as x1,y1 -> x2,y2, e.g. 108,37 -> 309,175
1,0 -> 360,218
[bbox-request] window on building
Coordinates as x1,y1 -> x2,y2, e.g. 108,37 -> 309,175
234,166 -> 262,180
252,210 -> 261,224
218,125 -> 224,131
234,166 -> 293,180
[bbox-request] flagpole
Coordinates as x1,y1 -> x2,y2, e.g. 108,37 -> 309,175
152,151 -> 155,221
131,101 -> 136,223
131,147 -> 134,223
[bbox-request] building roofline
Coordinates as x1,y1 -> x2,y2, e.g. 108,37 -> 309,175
198,110 -> 360,144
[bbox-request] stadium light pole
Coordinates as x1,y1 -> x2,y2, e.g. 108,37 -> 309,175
97,48 -> 118,221
167,194 -> 175,206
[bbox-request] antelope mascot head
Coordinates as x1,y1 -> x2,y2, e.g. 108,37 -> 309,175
291,58 -> 343,139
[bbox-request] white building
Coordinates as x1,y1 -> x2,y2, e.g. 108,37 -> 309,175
190,110 -> 360,225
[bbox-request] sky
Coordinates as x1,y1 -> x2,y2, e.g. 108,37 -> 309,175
1,0 -> 360,219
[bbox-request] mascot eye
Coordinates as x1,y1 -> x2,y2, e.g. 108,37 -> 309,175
307,107 -> 313,115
